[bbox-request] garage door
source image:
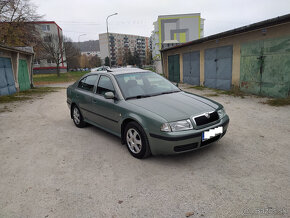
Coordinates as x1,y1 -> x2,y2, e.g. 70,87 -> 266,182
240,36 -> 290,98
204,46 -> 233,90
0,57 -> 16,96
18,59 -> 30,91
183,51 -> 200,85
168,54 -> 180,82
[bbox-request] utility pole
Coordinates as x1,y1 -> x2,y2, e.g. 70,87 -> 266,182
106,13 -> 118,67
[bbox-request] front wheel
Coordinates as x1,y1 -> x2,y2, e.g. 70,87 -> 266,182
124,122 -> 151,159
72,105 -> 86,128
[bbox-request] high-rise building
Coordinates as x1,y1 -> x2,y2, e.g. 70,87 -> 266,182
151,13 -> 204,62
99,32 -> 150,66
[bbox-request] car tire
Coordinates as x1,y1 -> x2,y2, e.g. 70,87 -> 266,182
124,121 -> 151,159
72,105 -> 86,128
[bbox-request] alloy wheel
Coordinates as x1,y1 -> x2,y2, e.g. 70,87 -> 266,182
73,107 -> 80,125
126,128 -> 142,154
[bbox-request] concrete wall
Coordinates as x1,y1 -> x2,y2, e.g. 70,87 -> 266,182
162,22 -> 290,87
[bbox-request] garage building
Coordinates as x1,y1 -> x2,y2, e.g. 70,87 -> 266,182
0,44 -> 34,96
161,14 -> 290,98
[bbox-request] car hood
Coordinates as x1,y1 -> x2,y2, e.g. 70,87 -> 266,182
127,91 -> 220,122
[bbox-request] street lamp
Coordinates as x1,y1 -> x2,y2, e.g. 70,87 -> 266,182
106,13 -> 118,67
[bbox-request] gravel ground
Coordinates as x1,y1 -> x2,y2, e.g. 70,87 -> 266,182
0,84 -> 289,218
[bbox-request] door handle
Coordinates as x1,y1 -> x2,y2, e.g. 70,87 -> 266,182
76,94 -> 79,98
92,99 -> 98,103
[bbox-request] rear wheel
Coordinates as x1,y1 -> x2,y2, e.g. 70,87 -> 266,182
72,105 -> 86,128
124,121 -> 151,159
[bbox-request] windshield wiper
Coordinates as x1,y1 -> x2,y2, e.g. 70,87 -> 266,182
160,90 -> 181,95
125,90 -> 181,100
126,94 -> 153,100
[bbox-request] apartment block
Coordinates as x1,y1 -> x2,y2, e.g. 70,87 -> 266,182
99,32 -> 150,66
151,13 -> 204,61
33,21 -> 67,74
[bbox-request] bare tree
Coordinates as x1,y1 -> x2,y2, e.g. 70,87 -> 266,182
0,0 -> 42,46
63,36 -> 81,69
117,48 -> 124,66
38,34 -> 65,77
89,55 -> 102,68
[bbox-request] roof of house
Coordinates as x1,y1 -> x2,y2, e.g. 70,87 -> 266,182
161,13 -> 290,52
0,44 -> 34,55
33,21 -> 62,30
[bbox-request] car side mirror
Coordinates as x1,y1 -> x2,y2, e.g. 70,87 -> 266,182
104,91 -> 115,99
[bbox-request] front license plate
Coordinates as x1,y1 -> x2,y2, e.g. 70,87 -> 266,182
202,126 -> 223,141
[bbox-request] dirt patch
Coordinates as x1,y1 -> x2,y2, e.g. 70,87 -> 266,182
263,97 -> 290,106
0,87 -> 64,113
0,88 -> 289,217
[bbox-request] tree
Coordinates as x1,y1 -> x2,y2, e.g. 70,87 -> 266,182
0,0 -> 42,46
63,36 -> 81,69
133,48 -> 141,67
117,48 -> 123,66
79,54 -> 89,68
146,47 -> 152,65
38,33 -> 65,77
89,55 -> 101,68
123,48 -> 134,66
105,56 -> 110,66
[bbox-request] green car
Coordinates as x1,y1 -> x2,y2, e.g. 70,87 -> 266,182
67,68 -> 229,159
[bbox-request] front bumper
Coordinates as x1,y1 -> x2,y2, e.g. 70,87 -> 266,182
148,116 -> 229,155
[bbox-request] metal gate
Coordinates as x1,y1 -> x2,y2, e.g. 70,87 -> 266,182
0,57 -> 16,96
18,59 -> 30,91
183,51 -> 200,85
240,36 -> 290,98
204,46 -> 233,90
168,54 -> 180,82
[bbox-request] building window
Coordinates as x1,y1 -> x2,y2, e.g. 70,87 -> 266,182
47,59 -> 55,64
33,59 -> 40,65
43,35 -> 52,42
41,25 -> 50,31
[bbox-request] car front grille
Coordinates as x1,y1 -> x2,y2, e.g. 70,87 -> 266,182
193,111 -> 219,126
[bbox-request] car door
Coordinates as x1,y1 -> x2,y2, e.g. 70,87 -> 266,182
90,75 -> 122,135
75,74 -> 99,121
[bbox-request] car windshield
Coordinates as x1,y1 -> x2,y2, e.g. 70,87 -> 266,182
114,71 -> 180,100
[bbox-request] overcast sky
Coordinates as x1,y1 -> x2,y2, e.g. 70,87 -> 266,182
31,0 -> 290,42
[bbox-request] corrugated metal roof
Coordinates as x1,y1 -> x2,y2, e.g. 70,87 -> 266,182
0,44 -> 34,55
161,13 -> 290,52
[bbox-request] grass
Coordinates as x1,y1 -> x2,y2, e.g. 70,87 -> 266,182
142,67 -> 156,72
189,86 -> 207,90
33,71 -> 88,84
0,87 -> 62,104
264,97 -> 290,106
205,93 -> 220,97
216,87 -> 246,98
188,85 -> 245,98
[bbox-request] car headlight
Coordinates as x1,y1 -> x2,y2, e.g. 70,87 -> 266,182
161,119 -> 193,132
217,108 -> 226,119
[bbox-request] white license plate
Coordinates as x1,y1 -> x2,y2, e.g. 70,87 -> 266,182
202,126 -> 223,141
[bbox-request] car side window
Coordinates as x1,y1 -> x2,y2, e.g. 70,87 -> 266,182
96,76 -> 115,96
78,75 -> 98,92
